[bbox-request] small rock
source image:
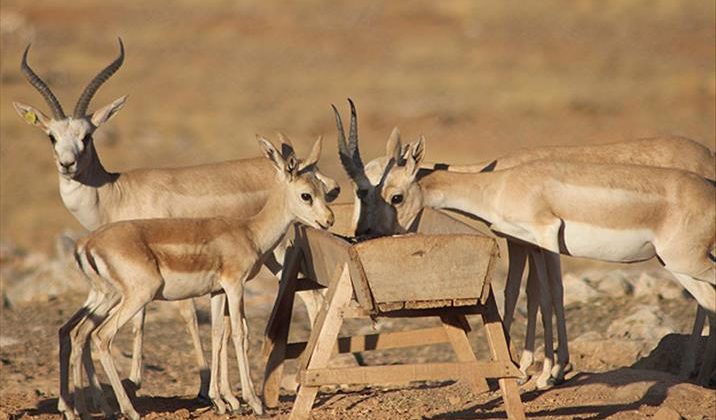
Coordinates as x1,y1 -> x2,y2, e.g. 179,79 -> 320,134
447,394 -> 461,405
631,272 -> 683,300
562,273 -> 601,306
0,336 -> 19,347
571,332 -> 643,368
595,273 -> 632,298
653,406 -> 683,420
606,305 -> 675,343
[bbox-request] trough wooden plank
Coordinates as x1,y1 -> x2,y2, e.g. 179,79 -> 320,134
300,361 -> 520,386
354,234 -> 493,305
284,326 -> 451,359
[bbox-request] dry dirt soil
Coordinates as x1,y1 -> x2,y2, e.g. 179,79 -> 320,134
1,1 -> 715,419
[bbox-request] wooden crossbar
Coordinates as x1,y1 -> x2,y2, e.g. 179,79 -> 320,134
284,326 -> 450,360
299,361 -> 521,386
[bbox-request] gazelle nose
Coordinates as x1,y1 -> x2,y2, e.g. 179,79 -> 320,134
60,161 -> 75,169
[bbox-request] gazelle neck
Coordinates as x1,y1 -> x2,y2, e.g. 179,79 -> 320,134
418,169 -> 502,225
246,186 -> 294,255
58,142 -> 118,230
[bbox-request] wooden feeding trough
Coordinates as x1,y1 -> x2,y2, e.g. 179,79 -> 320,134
262,206 -> 525,419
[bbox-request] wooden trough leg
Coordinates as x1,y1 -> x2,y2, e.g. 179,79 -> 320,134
290,264 -> 353,420
482,289 -> 526,420
440,314 -> 490,395
262,246 -> 302,409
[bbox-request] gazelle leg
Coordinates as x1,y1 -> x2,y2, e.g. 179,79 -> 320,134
219,298 -> 241,412
176,298 -> 210,400
695,312 -> 716,386
58,292 -> 97,420
530,249 -> 556,390
92,293 -> 151,420
518,258 -> 540,384
503,241 -> 528,333
127,308 -> 145,389
224,283 -> 263,415
680,305 -> 706,379
544,251 -> 570,383
208,293 -> 227,414
70,294 -> 116,418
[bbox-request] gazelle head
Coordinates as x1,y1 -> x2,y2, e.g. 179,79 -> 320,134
13,39 -> 127,179
258,135 -> 335,230
275,132 -> 341,203
377,137 -> 427,232
334,99 -> 423,239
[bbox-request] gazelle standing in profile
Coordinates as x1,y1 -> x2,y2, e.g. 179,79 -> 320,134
13,40 -> 340,415
333,100 -> 715,388
71,136 -> 334,420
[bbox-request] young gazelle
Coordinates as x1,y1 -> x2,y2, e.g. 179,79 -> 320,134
334,100 -> 715,387
71,136 -> 334,420
375,137 -> 715,389
13,40 -> 339,406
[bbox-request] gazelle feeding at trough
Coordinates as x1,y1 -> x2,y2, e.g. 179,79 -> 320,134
417,136 -> 716,386
13,40 -> 340,410
70,136 -> 334,420
332,101 -> 716,388
378,137 -> 716,387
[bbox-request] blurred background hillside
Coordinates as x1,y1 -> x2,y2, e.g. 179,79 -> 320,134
1,0 -> 714,251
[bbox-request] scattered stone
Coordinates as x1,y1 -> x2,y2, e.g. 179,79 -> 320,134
562,273 -> 601,306
594,272 -> 632,297
571,332 -> 644,368
0,336 -> 20,347
3,232 -> 88,307
653,406 -> 683,420
606,305 -> 675,343
631,271 -> 684,301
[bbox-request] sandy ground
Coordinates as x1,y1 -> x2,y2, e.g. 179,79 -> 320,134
1,277 -> 715,419
1,1 -> 715,419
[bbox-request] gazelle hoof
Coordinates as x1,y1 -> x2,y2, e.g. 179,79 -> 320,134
196,393 -> 212,406
536,376 -> 556,390
211,399 -> 226,415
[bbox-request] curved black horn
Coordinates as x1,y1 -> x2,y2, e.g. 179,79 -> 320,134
347,98 -> 363,167
333,104 -> 349,157
333,100 -> 367,183
73,38 -> 124,118
20,44 -> 66,119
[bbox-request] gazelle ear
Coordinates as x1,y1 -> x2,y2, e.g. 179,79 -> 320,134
90,95 -> 127,127
411,135 -> 426,165
301,135 -> 323,169
258,135 -> 286,173
402,136 -> 426,177
13,102 -> 51,132
276,132 -> 296,160
386,127 -> 402,161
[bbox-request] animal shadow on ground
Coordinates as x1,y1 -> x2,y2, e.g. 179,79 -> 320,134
14,380 -> 209,419
426,334 -> 711,419
632,333 -> 713,387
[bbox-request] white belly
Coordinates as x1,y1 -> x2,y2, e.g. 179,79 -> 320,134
157,270 -> 218,301
563,221 -> 656,262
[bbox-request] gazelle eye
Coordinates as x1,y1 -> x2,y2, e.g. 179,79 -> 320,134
301,193 -> 313,204
48,135 -> 57,144
391,194 -> 404,205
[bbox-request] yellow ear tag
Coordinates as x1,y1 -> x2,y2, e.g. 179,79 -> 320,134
24,111 -> 37,124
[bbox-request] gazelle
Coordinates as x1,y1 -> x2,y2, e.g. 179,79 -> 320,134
13,40 -> 340,410
333,101 -> 715,388
70,136 -> 334,420
378,137 -> 715,386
